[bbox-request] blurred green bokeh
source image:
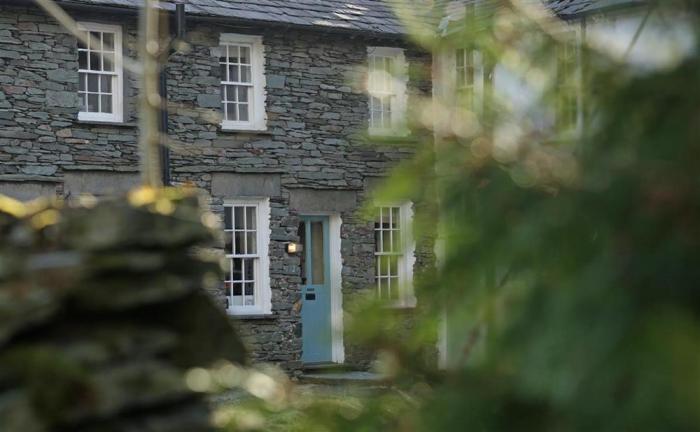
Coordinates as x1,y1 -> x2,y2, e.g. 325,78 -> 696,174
219,1 -> 700,431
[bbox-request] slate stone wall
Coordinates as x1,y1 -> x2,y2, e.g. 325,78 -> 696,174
0,4 -> 434,371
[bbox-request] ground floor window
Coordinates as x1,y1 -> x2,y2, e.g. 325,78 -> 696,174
374,202 -> 416,307
223,198 -> 271,315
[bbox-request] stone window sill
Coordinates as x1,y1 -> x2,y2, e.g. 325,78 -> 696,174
382,297 -> 417,311
0,174 -> 59,183
219,127 -> 273,136
228,313 -> 276,320
76,120 -> 138,128
366,133 -> 420,145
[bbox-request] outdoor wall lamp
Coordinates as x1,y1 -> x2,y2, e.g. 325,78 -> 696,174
286,242 -> 303,254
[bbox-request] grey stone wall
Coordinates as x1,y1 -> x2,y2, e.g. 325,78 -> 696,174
0,4 -> 434,371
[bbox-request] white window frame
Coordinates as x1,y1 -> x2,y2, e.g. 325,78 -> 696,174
374,202 -> 416,308
223,198 -> 271,316
219,33 -> 267,132
367,46 -> 408,137
455,47 -> 485,114
76,22 -> 124,123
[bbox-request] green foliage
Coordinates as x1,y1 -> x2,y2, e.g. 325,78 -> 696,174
217,1 -> 700,431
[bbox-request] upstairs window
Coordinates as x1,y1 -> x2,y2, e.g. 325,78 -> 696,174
456,47 -> 485,113
374,203 -> 416,307
219,34 -> 267,131
223,198 -> 271,315
367,47 -> 408,136
77,22 -> 123,123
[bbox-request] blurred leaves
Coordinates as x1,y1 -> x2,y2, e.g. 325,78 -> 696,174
219,1 -> 700,431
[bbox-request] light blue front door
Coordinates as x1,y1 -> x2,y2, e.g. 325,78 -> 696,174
300,216 -> 332,363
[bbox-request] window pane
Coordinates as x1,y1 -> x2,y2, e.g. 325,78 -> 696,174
391,229 -> 401,252
311,221 -> 325,284
90,31 -> 100,49
233,283 -> 242,296
229,65 -> 238,82
234,206 -> 245,229
457,69 -> 465,88
225,231 -> 233,254
221,63 -> 228,81
224,207 -> 232,229
382,207 -> 389,228
101,95 -> 112,113
244,259 -> 254,282
244,282 -> 254,296
78,50 -> 87,69
240,46 -> 250,64
244,282 -> 255,305
374,227 -> 381,253
100,75 -> 112,93
378,277 -> 388,299
232,258 -> 242,281
89,51 -> 101,71
240,65 -> 251,83
392,207 -> 400,228
381,230 -> 391,253
390,277 -> 399,299
87,74 -> 99,92
224,261 -> 231,282
225,85 -> 236,102
245,282 -> 255,296
103,32 -> 114,51
79,73 -> 86,91
238,86 -> 249,103
226,103 -> 237,121
246,231 -> 256,255
79,93 -> 87,112
457,48 -> 465,67
229,45 -> 239,63
245,206 -> 256,230
389,255 -> 398,277
103,52 -> 114,72
234,231 -> 244,255
78,34 -> 87,50
238,104 -> 249,122
87,93 -> 99,112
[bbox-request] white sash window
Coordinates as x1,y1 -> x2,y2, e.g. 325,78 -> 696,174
367,47 -> 408,136
374,202 -> 416,307
219,34 -> 267,131
223,198 -> 271,315
77,22 -> 123,123
456,47 -> 485,113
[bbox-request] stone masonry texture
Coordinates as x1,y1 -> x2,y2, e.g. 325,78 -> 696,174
0,4 -> 435,372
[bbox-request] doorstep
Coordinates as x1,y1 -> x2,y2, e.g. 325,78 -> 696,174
299,370 -> 389,385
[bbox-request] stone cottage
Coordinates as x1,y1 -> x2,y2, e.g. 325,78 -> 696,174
0,0 -> 435,371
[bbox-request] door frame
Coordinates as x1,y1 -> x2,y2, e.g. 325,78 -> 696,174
300,212 -> 344,364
